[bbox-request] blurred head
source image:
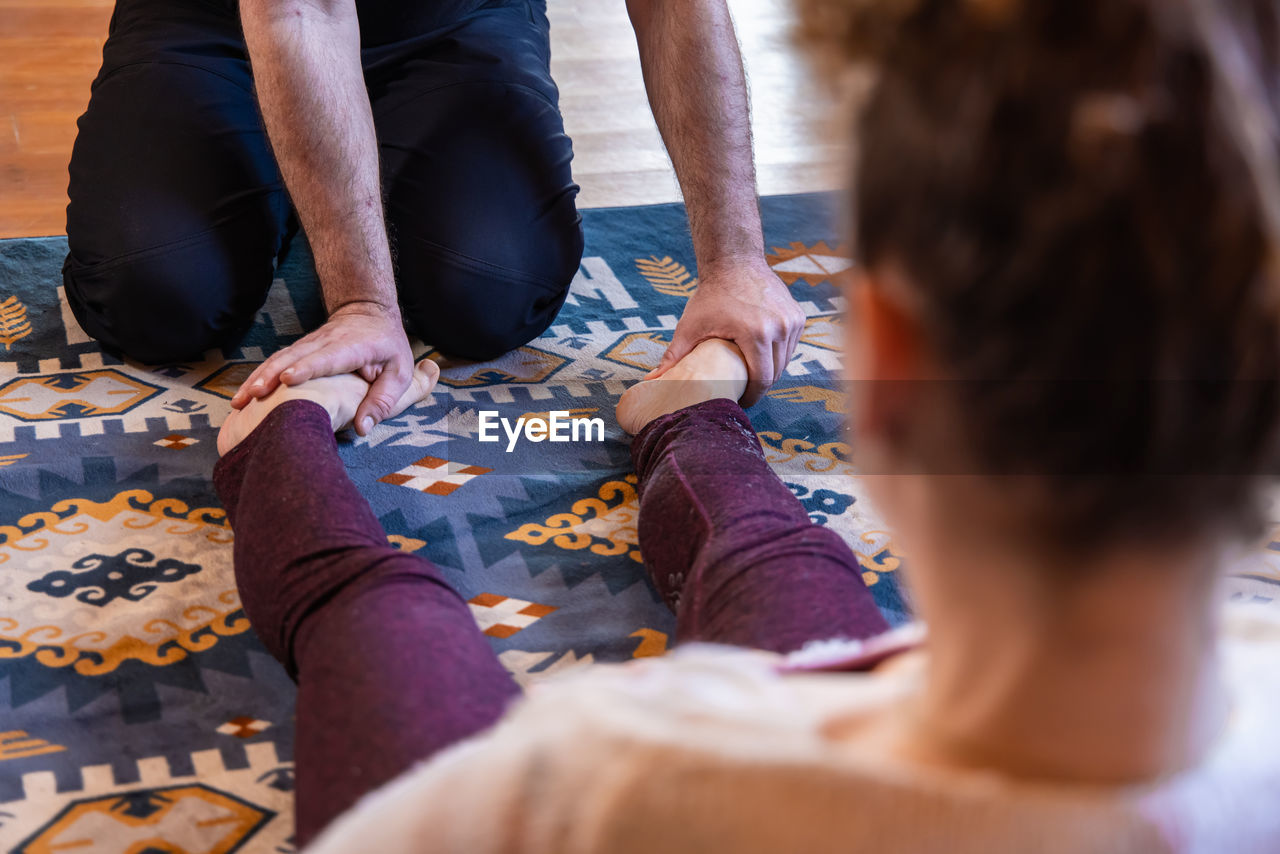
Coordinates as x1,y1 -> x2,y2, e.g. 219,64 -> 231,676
800,0 -> 1280,571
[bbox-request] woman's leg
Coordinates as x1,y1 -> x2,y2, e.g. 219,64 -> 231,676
213,378 -> 518,845
624,342 -> 889,653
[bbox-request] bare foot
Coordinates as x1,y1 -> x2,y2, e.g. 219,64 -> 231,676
217,359 -> 441,456
616,339 -> 749,435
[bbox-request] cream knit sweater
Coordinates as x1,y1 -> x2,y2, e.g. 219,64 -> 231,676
308,605 -> 1280,853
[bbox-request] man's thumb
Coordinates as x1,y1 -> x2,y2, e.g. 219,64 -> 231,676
355,370 -> 403,436
645,337 -> 690,380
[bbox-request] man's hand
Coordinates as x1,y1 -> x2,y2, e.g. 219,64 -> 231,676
231,302 -> 414,436
649,257 -> 805,406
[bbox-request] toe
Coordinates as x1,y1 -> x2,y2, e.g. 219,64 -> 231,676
417,358 -> 441,387
412,359 -> 440,399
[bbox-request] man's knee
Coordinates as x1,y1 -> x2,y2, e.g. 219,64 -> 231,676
398,214 -> 584,361
63,226 -> 276,364
63,56 -> 289,363
380,76 -> 582,360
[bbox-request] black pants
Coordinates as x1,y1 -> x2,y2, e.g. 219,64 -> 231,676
63,0 -> 583,364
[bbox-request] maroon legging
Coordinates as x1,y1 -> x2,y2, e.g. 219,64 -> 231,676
212,397 -> 888,845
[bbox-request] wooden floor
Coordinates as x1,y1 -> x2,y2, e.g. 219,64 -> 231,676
0,0 -> 839,239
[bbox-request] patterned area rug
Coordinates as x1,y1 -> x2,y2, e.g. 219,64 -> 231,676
1,193 -> 1277,853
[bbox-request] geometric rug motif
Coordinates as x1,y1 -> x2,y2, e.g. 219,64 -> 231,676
0,490 -> 241,677
468,593 -> 557,639
379,455 -> 492,497
5,742 -> 293,853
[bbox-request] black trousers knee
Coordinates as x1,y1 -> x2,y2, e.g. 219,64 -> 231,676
63,0 -> 582,364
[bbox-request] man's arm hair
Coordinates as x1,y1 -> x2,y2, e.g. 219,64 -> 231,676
626,0 -> 765,269
240,0 -> 397,316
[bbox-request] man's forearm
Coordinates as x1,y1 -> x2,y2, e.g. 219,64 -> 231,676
241,0 -> 396,315
628,0 -> 765,269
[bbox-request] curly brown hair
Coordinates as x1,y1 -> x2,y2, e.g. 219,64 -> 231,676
799,0 -> 1280,548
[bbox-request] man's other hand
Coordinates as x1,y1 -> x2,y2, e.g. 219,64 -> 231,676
649,258 -> 804,406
